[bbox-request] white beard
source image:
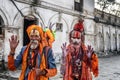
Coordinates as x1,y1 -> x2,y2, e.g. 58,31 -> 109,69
30,40 -> 39,49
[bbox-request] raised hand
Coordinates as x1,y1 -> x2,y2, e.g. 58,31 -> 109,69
9,35 -> 19,53
49,22 -> 55,31
61,42 -> 68,57
87,45 -> 93,58
60,42 -> 68,75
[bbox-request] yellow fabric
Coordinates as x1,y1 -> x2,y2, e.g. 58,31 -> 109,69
44,29 -> 55,48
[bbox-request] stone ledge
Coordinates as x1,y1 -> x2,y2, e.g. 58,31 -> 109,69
97,51 -> 120,58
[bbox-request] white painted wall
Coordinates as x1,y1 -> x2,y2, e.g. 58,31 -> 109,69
0,0 -> 120,62
42,0 -> 74,9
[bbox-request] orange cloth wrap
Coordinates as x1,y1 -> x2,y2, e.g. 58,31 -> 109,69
64,44 -> 99,80
44,29 -> 55,48
8,25 -> 57,80
8,55 -> 16,71
91,53 -> 99,77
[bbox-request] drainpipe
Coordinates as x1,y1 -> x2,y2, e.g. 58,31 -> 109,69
10,0 -> 24,17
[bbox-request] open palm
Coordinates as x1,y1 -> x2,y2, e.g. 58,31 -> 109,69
87,45 -> 93,58
9,35 -> 19,52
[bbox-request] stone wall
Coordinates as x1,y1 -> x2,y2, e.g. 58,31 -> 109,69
0,0 -> 120,62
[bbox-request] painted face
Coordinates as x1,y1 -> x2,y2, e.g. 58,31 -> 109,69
71,30 -> 81,45
29,29 -> 40,49
71,37 -> 81,45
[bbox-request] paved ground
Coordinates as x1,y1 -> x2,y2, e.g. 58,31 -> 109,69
51,55 -> 120,80
0,55 -> 120,80
95,55 -> 120,80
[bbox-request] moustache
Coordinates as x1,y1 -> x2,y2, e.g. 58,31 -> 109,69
30,40 -> 39,44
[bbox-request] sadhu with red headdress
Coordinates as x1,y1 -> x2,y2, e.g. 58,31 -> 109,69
60,22 -> 99,80
73,19 -> 84,42
8,25 -> 57,80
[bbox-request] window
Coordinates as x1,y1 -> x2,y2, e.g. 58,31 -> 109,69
56,23 -> 63,32
74,0 -> 83,12
31,0 -> 39,5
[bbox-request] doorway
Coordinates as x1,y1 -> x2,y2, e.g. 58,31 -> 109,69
23,16 -> 38,46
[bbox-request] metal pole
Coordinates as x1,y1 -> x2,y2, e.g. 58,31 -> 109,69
10,0 -> 24,17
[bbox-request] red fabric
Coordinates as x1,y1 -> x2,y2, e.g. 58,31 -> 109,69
73,21 -> 85,42
74,21 -> 84,32
8,55 -> 16,71
63,44 -> 99,80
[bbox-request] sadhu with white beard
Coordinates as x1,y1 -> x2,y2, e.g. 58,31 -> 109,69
8,25 -> 57,80
61,30 -> 99,80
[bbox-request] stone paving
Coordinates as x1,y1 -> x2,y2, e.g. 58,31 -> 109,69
0,55 -> 120,80
51,55 -> 120,80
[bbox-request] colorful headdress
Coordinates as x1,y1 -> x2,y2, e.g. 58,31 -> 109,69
26,25 -> 44,38
73,20 -> 84,32
26,24 -> 45,53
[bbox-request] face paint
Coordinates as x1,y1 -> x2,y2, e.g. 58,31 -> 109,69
71,31 -> 81,38
70,30 -> 81,45
30,29 -> 39,37
29,29 -> 41,49
30,40 -> 39,49
71,38 -> 81,45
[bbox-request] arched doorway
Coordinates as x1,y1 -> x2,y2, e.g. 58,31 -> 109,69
23,15 -> 38,46
0,15 -> 5,70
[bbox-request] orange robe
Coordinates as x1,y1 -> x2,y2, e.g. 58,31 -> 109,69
8,44 -> 57,80
64,44 -> 99,80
